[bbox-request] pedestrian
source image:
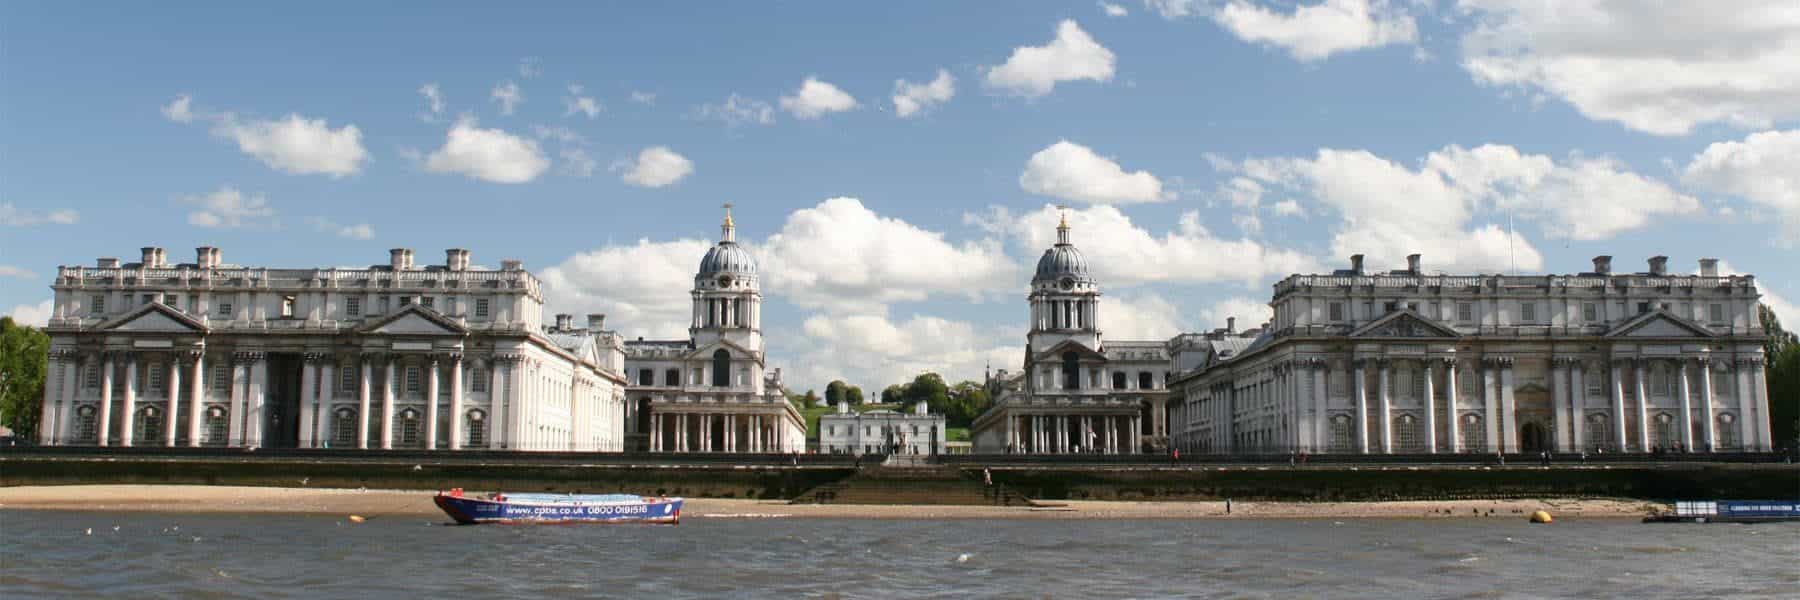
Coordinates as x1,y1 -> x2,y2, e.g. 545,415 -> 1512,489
1540,451 -> 1550,467
1172,448 -> 1181,464
983,467 -> 992,486
1225,498 -> 1232,515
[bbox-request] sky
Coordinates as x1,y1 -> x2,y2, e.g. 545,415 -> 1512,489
3,1 -> 1798,394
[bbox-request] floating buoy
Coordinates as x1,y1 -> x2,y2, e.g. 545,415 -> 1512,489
955,553 -> 973,563
1530,510 -> 1553,524
348,515 -> 367,523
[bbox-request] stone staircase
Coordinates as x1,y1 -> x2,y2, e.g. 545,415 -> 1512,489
789,465 -> 1041,507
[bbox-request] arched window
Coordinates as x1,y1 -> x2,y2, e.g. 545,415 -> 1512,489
1111,372 -> 1126,389
466,409 -> 488,448
205,406 -> 229,446
396,408 -> 422,448
1395,414 -> 1421,452
712,350 -> 731,388
76,405 -> 98,443
133,406 -> 163,443
331,407 -> 357,447
1585,414 -> 1611,452
1329,415 -> 1353,452
1062,351 -> 1080,390
1459,414 -> 1485,453
1652,413 -> 1676,449
1716,413 -> 1737,449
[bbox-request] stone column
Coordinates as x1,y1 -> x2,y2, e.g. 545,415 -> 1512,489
1353,360 -> 1369,454
1378,360 -> 1393,454
1482,358 -> 1500,453
357,356 -> 373,450
1423,359 -> 1438,454
1131,415 -> 1142,454
1750,359 -> 1772,452
425,356 -> 440,450
1677,359 -> 1694,451
248,355 -> 267,448
298,356 -> 317,449
317,359 -> 336,449
1609,359 -> 1628,451
1634,360 -> 1649,451
1569,361 -> 1585,452
1549,358 -> 1567,452
1444,359 -> 1460,453
700,414 -> 711,452
38,353 -> 61,444
1699,358 -> 1715,452
165,357 -> 182,447
121,354 -> 138,447
60,353 -> 80,444
449,355 -> 464,450
1499,358 -> 1517,453
677,413 -> 687,452
381,356 -> 397,450
1312,362 -> 1328,453
97,352 -> 115,446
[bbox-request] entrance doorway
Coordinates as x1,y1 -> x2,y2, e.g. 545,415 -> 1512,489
1519,421 -> 1551,454
263,353 -> 304,448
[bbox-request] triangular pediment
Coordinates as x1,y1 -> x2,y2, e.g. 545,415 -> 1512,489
688,339 -> 761,363
1033,340 -> 1107,362
100,302 -> 207,333
1607,310 -> 1716,339
1349,309 -> 1460,339
358,305 -> 467,336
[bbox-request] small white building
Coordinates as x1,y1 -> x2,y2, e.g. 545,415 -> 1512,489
820,401 -> 947,456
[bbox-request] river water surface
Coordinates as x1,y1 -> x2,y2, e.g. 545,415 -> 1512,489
2,511 -> 1795,598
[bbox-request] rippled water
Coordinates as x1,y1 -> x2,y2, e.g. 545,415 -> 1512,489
2,511 -> 1795,599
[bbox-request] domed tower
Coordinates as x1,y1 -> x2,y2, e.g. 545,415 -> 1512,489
692,204 -> 763,353
1028,211 -> 1101,353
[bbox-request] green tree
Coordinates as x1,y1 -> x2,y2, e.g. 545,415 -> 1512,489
824,380 -> 847,405
845,385 -> 864,405
802,389 -> 821,409
0,317 -> 50,440
880,384 -> 904,405
1760,305 -> 1799,452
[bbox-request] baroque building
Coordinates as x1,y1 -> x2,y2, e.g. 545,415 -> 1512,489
621,207 -> 806,453
820,401 -> 947,456
970,216 -> 1170,454
36,246 -> 630,452
1168,254 -> 1775,455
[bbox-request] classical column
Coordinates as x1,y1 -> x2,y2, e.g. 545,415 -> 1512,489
1569,360 -> 1585,452
700,414 -> 711,452
248,355 -> 267,448
449,355 -> 464,450
1677,359 -> 1694,451
1312,361 -> 1328,453
676,413 -> 687,452
121,354 -> 138,447
1482,358 -> 1500,453
1444,358 -> 1461,453
1499,358 -> 1517,453
650,412 -> 662,452
1609,359 -> 1628,451
38,353 -> 61,444
381,356 -> 397,450
488,358 -> 505,449
1750,358 -> 1772,452
1423,359 -> 1438,454
1699,358 -> 1716,452
165,356 -> 181,447
59,353 -> 80,444
1549,358 -> 1568,452
1634,359 -> 1650,451
425,356 -> 440,450
357,356 -> 373,450
298,356 -> 317,449
1353,360 -> 1369,454
317,359 -> 336,449
97,352 -> 115,446
1131,415 -> 1142,454
1378,359 -> 1393,454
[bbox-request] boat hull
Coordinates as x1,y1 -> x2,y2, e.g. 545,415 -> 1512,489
434,494 -> 682,525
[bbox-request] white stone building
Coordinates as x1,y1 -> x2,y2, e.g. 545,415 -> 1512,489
820,401 -> 947,456
970,216 -> 1170,454
1169,254 -> 1776,455
622,208 -> 806,453
36,246 -> 630,452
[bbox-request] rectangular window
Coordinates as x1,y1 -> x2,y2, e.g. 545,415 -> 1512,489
638,369 -> 654,386
87,364 -> 101,388
444,297 -> 457,315
1384,301 -> 1399,314
163,294 -> 177,307
1638,302 -> 1652,314
471,367 -> 488,392
1651,368 -> 1668,396
475,298 -> 490,318
217,302 -> 232,317
187,295 -> 199,314
1328,302 -> 1344,321
400,296 -> 413,307
421,296 -> 434,308
1411,369 -> 1425,398
1713,370 -> 1731,396
91,295 -> 105,315
1521,302 -> 1536,323
1709,303 -> 1724,323
281,295 -> 296,318
141,294 -> 155,306
665,369 -> 679,387
1457,302 -> 1473,322
345,297 -> 362,317
148,366 -> 163,391
1461,369 -> 1476,396
1583,303 -> 1598,322
341,365 -> 357,393
405,367 -> 421,393
213,365 -> 230,390
379,296 -> 391,314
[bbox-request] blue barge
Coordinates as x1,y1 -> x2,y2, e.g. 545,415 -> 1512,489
1644,500 -> 1800,523
434,489 -> 682,525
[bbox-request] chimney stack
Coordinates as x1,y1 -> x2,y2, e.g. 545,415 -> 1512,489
195,247 -> 217,268
141,247 -> 163,268
587,314 -> 606,331
97,257 -> 119,268
555,314 -> 573,331
389,248 -> 414,270
445,248 -> 471,271
1593,255 -> 1612,275
1699,258 -> 1719,277
1406,253 -> 1421,274
1648,255 -> 1668,276
501,259 -> 523,271
1350,254 -> 1365,275
1227,316 -> 1236,334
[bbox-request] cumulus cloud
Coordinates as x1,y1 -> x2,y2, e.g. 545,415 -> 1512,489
418,83 -> 446,121
613,146 -> 694,188
563,83 -> 602,119
491,81 -> 523,115
0,204 -> 79,226
1104,293 -> 1191,340
161,94 -> 195,123
180,186 -> 275,229
1145,0 -> 1202,19
540,238 -> 719,340
892,69 -> 955,118
984,19 -> 1116,98
305,216 -> 375,240
779,77 -> 859,119
1211,0 -> 1418,62
6,299 -> 53,327
1458,1 -> 1800,135
214,114 -> 368,177
968,204 -> 1316,287
692,93 -> 776,126
762,198 -> 1019,312
1101,2 -> 1129,17
788,312 -> 1023,391
1682,129 -> 1800,245
1020,140 -> 1164,204
423,117 -> 549,183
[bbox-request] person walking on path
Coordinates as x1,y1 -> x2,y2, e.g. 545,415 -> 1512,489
982,468 -> 992,486
1225,498 -> 1232,515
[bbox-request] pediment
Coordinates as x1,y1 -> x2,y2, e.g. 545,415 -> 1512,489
359,305 -> 466,336
1607,310 -> 1715,339
1349,310 -> 1459,339
1033,340 -> 1107,362
101,303 -> 207,333
688,339 -> 760,362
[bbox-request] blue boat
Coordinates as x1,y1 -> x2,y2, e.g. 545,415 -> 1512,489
1644,500 -> 1800,523
434,489 -> 683,525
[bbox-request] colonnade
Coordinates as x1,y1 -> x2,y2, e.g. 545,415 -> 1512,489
648,411 -> 790,453
1002,413 -> 1140,454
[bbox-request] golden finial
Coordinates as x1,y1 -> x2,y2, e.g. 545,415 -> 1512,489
1057,204 -> 1069,228
722,202 -> 735,228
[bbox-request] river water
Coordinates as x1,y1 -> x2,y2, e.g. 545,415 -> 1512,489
2,511 -> 1794,599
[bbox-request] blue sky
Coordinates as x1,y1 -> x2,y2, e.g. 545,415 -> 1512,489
3,1 -> 1797,392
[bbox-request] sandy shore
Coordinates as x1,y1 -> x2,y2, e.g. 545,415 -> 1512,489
0,485 -> 1656,520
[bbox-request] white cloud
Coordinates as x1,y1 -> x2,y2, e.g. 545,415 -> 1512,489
0,204 -> 79,226
213,113 -> 368,177
1105,293 -> 1190,340
789,312 -> 1023,390
561,147 -> 599,177
1458,1 -> 1800,136
629,90 -> 657,106
1271,198 -> 1305,217
1102,2 -> 1130,17
161,94 -> 194,123
563,84 -> 602,119
418,83 -> 446,121
693,93 -> 775,126
6,299 -> 53,327
180,186 -> 275,229
1709,261 -> 1798,328
779,77 -> 859,119
1211,0 -> 1419,62
532,124 -> 586,145
423,117 -> 549,183
984,19 -> 1116,98
1019,140 -> 1165,204
0,265 -> 35,279
893,69 -> 956,118
518,57 -> 542,79
305,216 -> 375,240
1198,296 -> 1274,332
613,146 -> 694,188
1145,0 -> 1202,19
968,204 -> 1316,287
491,81 -> 523,115
762,198 -> 1019,312
540,238 -> 719,340
1682,129 -> 1800,245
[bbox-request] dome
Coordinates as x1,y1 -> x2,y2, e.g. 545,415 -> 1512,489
698,241 -> 758,278
1033,244 -> 1090,283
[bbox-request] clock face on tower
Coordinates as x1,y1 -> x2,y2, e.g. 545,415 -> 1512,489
717,275 -> 733,287
1059,277 -> 1074,291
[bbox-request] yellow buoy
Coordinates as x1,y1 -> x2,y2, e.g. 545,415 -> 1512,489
1529,510 -> 1553,524
348,515 -> 367,523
